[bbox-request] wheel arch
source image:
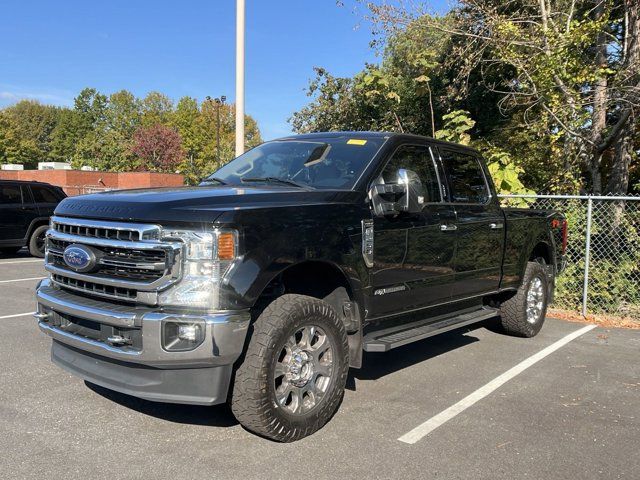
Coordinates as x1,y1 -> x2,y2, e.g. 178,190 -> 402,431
252,259 -> 358,313
529,240 -> 553,264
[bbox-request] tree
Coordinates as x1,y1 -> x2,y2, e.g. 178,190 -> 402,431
131,124 -> 184,172
140,92 -> 173,127
73,130 -> 138,172
0,100 -> 61,168
106,90 -> 141,136
293,1 -> 639,195
49,108 -> 84,162
1,87 -> 263,177
0,111 -> 39,165
359,0 -> 639,194
74,87 -> 108,134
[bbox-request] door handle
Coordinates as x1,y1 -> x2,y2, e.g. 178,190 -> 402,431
489,222 -> 504,230
440,224 -> 457,232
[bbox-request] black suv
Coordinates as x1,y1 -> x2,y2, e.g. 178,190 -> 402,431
0,180 -> 66,257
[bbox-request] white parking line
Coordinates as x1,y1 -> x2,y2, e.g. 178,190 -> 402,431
398,324 -> 598,444
0,276 -> 46,284
0,312 -> 34,320
0,259 -> 43,265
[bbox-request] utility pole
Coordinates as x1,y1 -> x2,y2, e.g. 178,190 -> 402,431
235,0 -> 245,157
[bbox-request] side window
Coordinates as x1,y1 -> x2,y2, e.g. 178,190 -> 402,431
440,149 -> 490,203
0,184 -> 22,204
31,185 -> 59,203
379,145 -> 441,203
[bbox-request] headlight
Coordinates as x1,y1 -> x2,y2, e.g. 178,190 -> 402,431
157,229 -> 238,310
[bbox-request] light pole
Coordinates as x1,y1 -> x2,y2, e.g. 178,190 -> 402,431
235,0 -> 245,157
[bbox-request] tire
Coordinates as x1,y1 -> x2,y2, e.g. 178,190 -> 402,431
231,294 -> 349,442
0,247 -> 22,255
28,225 -> 48,258
499,260 -> 549,337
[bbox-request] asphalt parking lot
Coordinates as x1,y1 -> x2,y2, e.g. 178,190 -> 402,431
1,250 -> 639,480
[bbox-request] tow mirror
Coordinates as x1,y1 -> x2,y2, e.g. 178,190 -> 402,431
370,168 -> 425,217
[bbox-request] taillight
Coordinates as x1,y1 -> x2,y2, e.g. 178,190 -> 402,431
561,219 -> 568,254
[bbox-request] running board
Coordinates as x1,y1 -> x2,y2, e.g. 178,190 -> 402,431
363,307 -> 499,352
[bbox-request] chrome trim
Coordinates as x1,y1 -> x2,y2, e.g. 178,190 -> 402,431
47,229 -> 175,251
36,279 -> 251,366
46,260 -> 180,291
361,219 -> 374,268
48,248 -> 166,271
45,216 -> 184,304
51,216 -> 161,241
37,280 -> 140,327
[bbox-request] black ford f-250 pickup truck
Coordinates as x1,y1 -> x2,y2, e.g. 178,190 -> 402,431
35,132 -> 567,441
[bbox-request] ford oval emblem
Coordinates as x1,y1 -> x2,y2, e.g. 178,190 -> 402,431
62,244 -> 97,273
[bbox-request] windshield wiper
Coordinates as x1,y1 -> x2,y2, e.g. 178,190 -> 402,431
241,177 -> 314,189
199,177 -> 228,186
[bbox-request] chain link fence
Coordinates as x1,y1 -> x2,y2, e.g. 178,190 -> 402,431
499,194 -> 640,319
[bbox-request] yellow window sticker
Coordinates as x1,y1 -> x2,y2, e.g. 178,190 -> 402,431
347,139 -> 367,145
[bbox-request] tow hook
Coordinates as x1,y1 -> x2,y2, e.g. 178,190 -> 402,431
107,335 -> 132,346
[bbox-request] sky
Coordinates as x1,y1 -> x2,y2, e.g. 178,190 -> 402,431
0,0 -> 449,140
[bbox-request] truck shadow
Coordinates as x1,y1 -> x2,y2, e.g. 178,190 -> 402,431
347,319 -> 499,389
85,318 -> 503,423
85,382 -> 238,427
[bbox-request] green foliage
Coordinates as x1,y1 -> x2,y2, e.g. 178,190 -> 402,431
0,89 -> 262,181
482,143 -> 535,197
294,1 -> 639,195
434,110 -> 475,145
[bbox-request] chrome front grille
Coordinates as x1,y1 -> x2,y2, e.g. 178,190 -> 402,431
46,216 -> 182,305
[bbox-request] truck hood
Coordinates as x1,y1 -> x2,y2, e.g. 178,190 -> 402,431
54,185 -> 362,224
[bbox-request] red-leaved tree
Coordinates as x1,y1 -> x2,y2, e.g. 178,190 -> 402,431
131,124 -> 184,172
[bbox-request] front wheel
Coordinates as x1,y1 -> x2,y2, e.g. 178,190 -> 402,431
231,294 -> 349,442
499,261 -> 549,337
28,225 -> 48,258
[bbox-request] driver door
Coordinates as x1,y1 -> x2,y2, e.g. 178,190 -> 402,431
367,144 -> 456,318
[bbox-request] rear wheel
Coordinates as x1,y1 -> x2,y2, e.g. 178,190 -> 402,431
231,294 -> 349,442
499,260 -> 549,337
28,225 -> 48,258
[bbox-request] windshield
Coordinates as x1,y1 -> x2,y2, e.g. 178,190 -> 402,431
203,136 -> 386,190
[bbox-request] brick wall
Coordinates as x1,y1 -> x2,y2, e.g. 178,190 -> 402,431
0,170 -> 185,195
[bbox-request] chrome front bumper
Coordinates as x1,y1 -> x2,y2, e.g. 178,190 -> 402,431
36,279 -> 251,405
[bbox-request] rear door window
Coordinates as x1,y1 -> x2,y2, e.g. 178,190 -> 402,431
0,184 -> 23,204
31,185 -> 60,203
439,149 -> 490,204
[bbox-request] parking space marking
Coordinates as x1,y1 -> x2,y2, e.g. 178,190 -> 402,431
0,276 -> 45,284
398,324 -> 597,445
0,259 -> 44,265
0,312 -> 34,320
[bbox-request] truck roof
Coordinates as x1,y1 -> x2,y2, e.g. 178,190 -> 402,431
274,131 -> 480,153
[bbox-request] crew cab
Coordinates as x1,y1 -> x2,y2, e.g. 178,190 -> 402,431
35,132 -> 567,441
0,180 -> 66,257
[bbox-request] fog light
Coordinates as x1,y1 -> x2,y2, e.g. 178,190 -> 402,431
178,324 -> 198,342
162,320 -> 205,352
